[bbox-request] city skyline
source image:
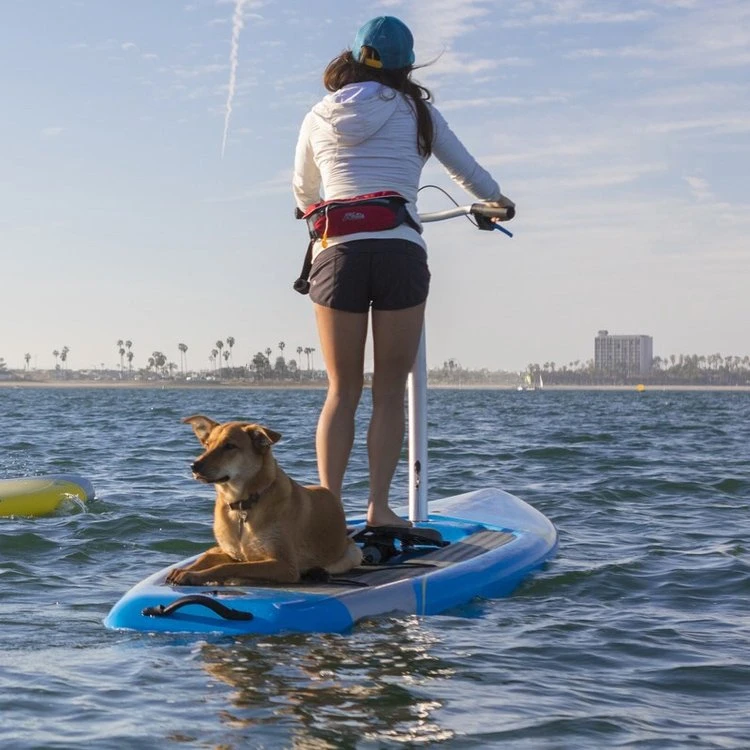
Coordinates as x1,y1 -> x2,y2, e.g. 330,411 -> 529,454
2,1 -> 748,373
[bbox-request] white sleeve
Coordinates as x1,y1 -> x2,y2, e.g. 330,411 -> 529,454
430,105 -> 502,200
292,112 -> 322,211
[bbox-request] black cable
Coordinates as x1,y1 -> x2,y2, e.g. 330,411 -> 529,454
418,184 -> 481,229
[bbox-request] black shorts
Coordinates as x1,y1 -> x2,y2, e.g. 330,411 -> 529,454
308,239 -> 430,313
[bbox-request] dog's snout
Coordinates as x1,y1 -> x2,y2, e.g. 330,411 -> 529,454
191,459 -> 203,474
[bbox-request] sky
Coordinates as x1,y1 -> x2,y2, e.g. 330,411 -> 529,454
1,0 -> 748,374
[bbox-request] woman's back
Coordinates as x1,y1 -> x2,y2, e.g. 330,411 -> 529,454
297,81 -> 425,205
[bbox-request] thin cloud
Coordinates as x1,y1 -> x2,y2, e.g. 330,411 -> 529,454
205,169 -> 292,202
645,115 -> 750,135
220,0 -> 254,159
439,92 -> 568,111
41,127 -> 64,138
500,5 -> 654,29
684,176 -> 714,202
390,0 -> 492,61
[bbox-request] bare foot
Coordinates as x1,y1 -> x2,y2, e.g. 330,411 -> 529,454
366,505 -> 412,528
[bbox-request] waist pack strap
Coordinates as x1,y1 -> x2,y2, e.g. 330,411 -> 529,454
293,240 -> 314,295
303,192 -> 420,247
301,190 -> 406,221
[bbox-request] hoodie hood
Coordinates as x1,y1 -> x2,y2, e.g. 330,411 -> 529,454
311,81 -> 401,146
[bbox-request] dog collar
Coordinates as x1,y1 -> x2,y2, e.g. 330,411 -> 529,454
227,481 -> 275,514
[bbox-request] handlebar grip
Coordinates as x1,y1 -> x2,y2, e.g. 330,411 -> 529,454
470,203 -> 515,221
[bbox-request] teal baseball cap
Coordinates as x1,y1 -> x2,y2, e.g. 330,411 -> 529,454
352,16 -> 415,70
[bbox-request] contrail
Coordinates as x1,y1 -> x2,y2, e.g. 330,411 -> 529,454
221,0 -> 249,159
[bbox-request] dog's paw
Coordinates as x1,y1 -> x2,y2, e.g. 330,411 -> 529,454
166,568 -> 199,586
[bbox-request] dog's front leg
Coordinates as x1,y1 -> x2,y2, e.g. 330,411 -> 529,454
169,557 -> 300,586
165,547 -> 232,585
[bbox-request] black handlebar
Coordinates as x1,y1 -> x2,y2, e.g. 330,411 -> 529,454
470,203 -> 515,221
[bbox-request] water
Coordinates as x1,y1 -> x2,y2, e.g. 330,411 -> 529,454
1,386 -> 749,749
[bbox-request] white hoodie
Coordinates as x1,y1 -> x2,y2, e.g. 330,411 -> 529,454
293,81 -> 501,256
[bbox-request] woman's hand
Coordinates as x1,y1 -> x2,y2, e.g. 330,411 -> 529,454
486,194 -> 516,222
488,194 -> 515,210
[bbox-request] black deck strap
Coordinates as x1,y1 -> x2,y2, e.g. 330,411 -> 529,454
352,525 -> 448,547
325,577 -> 370,588
301,567 -> 330,583
142,594 -> 253,621
323,561 -> 439,586
357,561 -> 438,571
301,567 -> 370,588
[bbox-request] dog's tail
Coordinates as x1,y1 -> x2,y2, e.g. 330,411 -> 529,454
326,538 -> 363,574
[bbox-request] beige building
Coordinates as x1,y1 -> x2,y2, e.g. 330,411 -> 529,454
594,330 -> 653,375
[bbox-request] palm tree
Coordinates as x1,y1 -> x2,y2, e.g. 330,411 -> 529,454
151,351 -> 167,376
216,340 -> 224,376
60,346 -> 70,375
303,347 -> 312,373
24,353 -> 31,371
226,336 -> 235,371
309,347 -> 316,373
278,341 -> 286,361
116,339 -> 124,373
211,348 -> 219,373
124,341 -> 134,376
178,343 -> 188,376
252,352 -> 268,381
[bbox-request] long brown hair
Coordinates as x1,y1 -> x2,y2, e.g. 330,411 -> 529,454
323,50 -> 434,157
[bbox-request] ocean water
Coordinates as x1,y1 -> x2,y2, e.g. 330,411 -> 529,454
1,386 -> 748,749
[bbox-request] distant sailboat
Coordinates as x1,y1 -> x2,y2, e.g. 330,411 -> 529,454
518,372 -> 542,391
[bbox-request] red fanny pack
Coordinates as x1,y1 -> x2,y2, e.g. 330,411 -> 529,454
302,191 -> 417,248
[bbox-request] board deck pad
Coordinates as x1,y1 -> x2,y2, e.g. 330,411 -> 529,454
189,529 -> 515,597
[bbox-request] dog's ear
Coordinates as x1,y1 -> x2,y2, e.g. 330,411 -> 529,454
182,415 -> 219,446
243,425 -> 282,453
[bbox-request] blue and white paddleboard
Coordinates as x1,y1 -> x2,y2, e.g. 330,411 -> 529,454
104,488 -> 557,636
104,200 -> 540,636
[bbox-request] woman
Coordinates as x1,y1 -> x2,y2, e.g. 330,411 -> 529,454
293,16 -> 513,528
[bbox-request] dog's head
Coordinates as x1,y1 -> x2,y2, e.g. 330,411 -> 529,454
182,415 -> 281,485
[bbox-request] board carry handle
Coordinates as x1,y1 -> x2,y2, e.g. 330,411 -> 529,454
142,594 -> 254,621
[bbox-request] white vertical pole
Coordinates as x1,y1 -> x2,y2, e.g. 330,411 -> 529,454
407,326 -> 428,522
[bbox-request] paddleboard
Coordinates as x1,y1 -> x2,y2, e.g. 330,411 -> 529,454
0,473 -> 95,517
104,487 -> 557,635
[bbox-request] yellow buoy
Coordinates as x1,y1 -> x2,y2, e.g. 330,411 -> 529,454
636,384 -> 646,392
0,474 -> 95,517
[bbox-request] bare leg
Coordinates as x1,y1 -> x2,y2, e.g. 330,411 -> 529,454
367,303 -> 426,527
313,304 -> 368,499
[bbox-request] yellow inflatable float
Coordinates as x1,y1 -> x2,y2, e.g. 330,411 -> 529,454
0,473 -> 95,517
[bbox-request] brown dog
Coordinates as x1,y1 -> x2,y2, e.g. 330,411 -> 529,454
166,415 -> 362,586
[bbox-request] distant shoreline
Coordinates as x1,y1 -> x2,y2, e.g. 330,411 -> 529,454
1,380 -> 749,393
